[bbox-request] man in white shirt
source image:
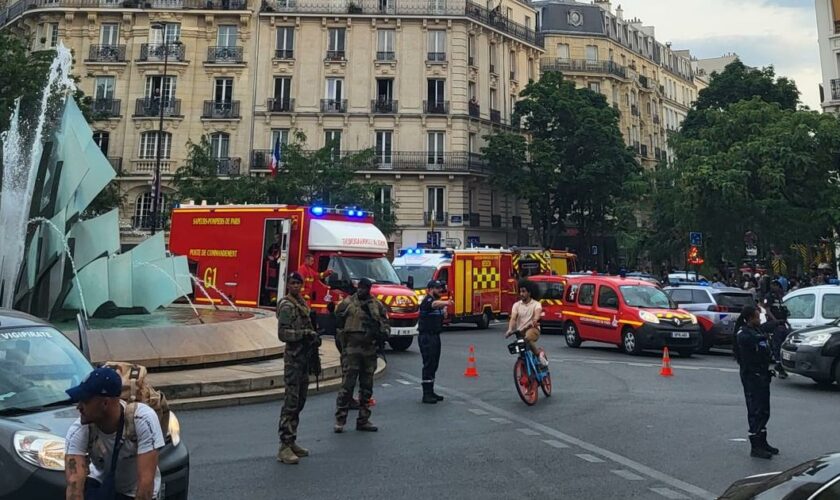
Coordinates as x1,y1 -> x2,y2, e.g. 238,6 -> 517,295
505,280 -> 548,367
64,366 -> 165,500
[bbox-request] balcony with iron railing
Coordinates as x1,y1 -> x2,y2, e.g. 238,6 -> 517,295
371,99 -> 398,114
91,98 -> 121,119
138,43 -> 186,62
202,100 -> 240,119
832,79 -> 840,101
539,57 -> 627,79
134,98 -> 181,117
489,109 -> 500,123
638,74 -> 654,91
325,50 -> 345,62
206,46 -> 243,63
250,149 -> 488,173
274,49 -> 294,59
427,52 -> 446,63
86,44 -> 126,63
468,101 -> 480,118
376,51 -> 395,61
215,157 -> 241,176
320,99 -> 347,113
424,211 -> 448,226
267,98 -> 294,112
423,100 -> 449,114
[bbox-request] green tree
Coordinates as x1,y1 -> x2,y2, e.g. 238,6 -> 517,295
483,71 -> 640,251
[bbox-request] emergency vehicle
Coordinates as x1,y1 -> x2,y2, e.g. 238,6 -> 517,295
392,248 -> 518,329
528,275 -> 568,332
512,248 -> 578,277
169,204 -> 420,350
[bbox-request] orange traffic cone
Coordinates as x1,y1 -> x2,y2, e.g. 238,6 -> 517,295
464,344 -> 479,377
659,347 -> 674,377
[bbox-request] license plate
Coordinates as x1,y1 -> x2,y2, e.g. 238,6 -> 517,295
391,326 -> 417,336
782,351 -> 793,361
671,332 -> 690,339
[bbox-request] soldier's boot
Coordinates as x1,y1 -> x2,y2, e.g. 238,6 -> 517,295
421,382 -> 438,404
431,382 -> 444,401
290,443 -> 310,457
356,421 -> 379,432
759,430 -> 779,455
334,418 -> 346,433
749,435 -> 772,459
276,444 -> 300,464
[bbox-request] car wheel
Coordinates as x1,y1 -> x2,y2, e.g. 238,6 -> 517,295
622,328 -> 641,355
697,326 -> 712,354
476,310 -> 492,330
834,358 -> 840,385
388,337 -> 413,351
564,321 -> 582,348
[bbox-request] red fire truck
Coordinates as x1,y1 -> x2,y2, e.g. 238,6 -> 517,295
168,204 -> 420,350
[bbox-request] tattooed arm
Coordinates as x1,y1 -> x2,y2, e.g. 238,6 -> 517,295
65,454 -> 87,500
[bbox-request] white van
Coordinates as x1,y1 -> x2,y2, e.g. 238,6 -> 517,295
783,285 -> 840,330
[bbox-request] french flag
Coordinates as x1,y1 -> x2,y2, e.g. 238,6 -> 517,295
268,135 -> 281,177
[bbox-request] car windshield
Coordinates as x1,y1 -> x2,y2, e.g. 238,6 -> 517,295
620,285 -> 673,308
0,327 -> 91,414
329,256 -> 401,285
393,265 -> 436,290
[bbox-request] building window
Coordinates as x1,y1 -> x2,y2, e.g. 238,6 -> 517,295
490,88 -> 497,109
49,22 -> 59,48
378,186 -> 392,217
273,77 -> 292,104
427,30 -> 446,62
468,34 -> 476,65
210,132 -> 230,159
509,51 -> 516,79
427,132 -> 444,164
217,25 -> 237,47
324,129 -> 342,153
427,78 -> 445,111
139,131 -> 171,159
134,192 -> 155,228
150,22 -> 180,45
468,132 -> 476,154
375,130 -> 392,166
271,129 -> 289,147
100,23 -> 119,45
468,82 -> 476,101
327,28 -> 346,59
93,131 -> 110,155
94,76 -> 115,100
144,75 -> 176,100
275,27 -> 294,58
427,187 -> 445,222
377,29 -> 395,60
325,78 -> 344,111
214,78 -> 233,102
585,45 -> 598,62
588,82 -> 601,93
489,44 -> 497,73
556,43 -> 569,60
375,78 -> 394,110
527,57 -> 534,80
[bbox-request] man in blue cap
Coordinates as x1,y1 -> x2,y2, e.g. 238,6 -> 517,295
64,366 -> 165,500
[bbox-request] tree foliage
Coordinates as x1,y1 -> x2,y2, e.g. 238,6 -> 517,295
483,71 -> 641,249
172,132 -> 398,236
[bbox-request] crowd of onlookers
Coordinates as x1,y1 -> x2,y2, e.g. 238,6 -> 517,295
703,270 -> 838,299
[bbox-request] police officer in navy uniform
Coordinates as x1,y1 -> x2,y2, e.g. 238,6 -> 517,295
733,305 -> 779,459
763,280 -> 789,379
418,280 -> 452,404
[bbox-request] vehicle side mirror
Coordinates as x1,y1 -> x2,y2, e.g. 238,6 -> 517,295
406,275 -> 415,290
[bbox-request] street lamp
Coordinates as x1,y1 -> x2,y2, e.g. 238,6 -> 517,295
149,22 -> 182,235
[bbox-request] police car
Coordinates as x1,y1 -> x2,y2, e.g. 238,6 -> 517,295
664,285 -> 754,352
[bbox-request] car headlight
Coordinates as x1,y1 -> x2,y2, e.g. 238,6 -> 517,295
168,411 -> 182,447
802,333 -> 832,347
13,431 -> 66,471
688,314 -> 698,325
638,311 -> 660,324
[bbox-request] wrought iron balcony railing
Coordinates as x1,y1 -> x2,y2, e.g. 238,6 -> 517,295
489,109 -> 500,123
134,98 -> 181,117
325,50 -> 345,61
267,98 -> 294,112
206,46 -> 243,63
320,98 -> 347,113
540,57 -> 627,79
376,51 -> 395,61
138,43 -> 186,62
202,100 -> 240,119
250,149 -> 488,173
87,44 -> 126,62
275,49 -> 294,59
91,98 -> 121,118
468,101 -> 480,117
423,100 -> 449,114
371,99 -> 398,113
427,52 -> 446,62
215,157 -> 241,176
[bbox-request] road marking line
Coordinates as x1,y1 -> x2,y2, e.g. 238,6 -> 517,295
542,439 -> 569,449
728,438 -> 747,442
651,487 -> 689,499
576,453 -> 605,463
517,428 -> 541,436
398,371 -> 716,500
490,417 -> 511,424
468,408 -> 489,416
612,469 -> 644,481
555,358 -> 738,373
396,379 -> 412,385
380,383 -> 392,387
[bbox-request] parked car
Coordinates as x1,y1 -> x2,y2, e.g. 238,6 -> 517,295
780,322 -> 840,386
529,275 -> 568,332
783,285 -> 840,331
719,451 -> 840,499
667,271 -> 708,286
664,285 -> 754,352
0,309 -> 189,500
560,276 -> 702,357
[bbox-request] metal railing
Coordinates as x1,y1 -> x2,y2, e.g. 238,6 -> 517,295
138,43 -> 186,62
134,98 -> 181,117
464,1 -> 540,46
91,98 -> 121,118
832,79 -> 840,101
427,52 -> 446,62
539,57 -> 627,79
325,50 -> 345,61
423,100 -> 449,114
202,100 -> 240,118
320,99 -> 347,113
275,49 -> 294,59
215,157 -> 241,176
489,109 -> 500,123
132,159 -> 173,173
206,46 -> 243,63
250,149 -> 487,173
371,99 -> 398,113
267,98 -> 294,112
638,74 -> 654,90
468,101 -> 480,117
376,51 -> 395,61
87,44 -> 126,62
424,211 -> 448,226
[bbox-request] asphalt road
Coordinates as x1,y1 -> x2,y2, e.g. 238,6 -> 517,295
178,322 -> 840,499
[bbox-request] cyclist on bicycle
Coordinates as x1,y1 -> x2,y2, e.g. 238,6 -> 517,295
505,280 -> 548,367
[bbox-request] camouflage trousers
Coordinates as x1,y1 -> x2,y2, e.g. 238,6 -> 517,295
278,341 -> 312,444
335,347 -> 377,425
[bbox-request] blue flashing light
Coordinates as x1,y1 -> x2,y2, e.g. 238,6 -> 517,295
402,248 -> 425,256
311,206 -> 325,216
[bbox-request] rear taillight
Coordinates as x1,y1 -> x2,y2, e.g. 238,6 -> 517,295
708,305 -> 729,312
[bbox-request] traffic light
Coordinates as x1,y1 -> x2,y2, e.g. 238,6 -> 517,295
687,245 -> 705,266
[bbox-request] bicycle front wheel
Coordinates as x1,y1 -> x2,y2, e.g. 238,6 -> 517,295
540,370 -> 552,397
513,358 -> 538,406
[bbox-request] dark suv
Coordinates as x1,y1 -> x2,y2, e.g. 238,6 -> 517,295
0,309 -> 189,500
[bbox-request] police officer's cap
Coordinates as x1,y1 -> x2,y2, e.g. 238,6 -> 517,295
427,280 -> 443,289
288,272 -> 304,284
358,278 -> 374,289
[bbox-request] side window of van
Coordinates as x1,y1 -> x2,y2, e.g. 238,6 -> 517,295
785,294 -> 816,319
578,284 -> 595,306
821,293 -> 840,320
598,286 -> 619,309
566,284 -> 579,302
437,267 -> 450,288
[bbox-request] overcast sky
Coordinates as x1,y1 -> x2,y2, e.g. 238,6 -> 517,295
612,0 -> 821,110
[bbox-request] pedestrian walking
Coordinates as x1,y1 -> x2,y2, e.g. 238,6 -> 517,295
733,305 -> 778,459
334,278 -> 389,433
418,280 -> 452,404
276,272 -> 320,465
764,280 -> 790,379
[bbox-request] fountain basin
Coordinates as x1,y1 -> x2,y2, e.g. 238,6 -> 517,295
59,305 -> 283,370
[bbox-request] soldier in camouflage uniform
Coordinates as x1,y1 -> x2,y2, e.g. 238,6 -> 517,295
333,278 -> 389,433
276,272 -> 319,465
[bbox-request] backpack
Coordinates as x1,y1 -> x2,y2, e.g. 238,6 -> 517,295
102,361 -> 170,442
